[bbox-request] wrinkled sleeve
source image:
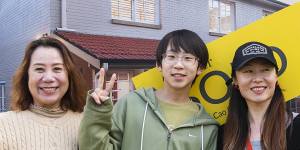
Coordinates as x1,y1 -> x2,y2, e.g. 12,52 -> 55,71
79,91 -> 123,150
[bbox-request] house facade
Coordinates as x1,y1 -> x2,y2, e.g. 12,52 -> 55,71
1,0 -> 298,112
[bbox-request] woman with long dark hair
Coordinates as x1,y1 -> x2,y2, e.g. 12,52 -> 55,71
218,41 -> 300,150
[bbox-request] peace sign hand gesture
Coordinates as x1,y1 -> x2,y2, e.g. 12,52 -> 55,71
91,68 -> 117,105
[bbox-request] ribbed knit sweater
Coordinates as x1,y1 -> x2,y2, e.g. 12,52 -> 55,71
0,110 -> 83,150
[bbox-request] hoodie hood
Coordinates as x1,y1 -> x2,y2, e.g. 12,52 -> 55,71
80,87 -> 219,150
133,88 -> 219,126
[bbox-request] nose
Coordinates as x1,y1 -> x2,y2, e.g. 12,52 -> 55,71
42,71 -> 55,82
173,57 -> 184,69
252,73 -> 264,83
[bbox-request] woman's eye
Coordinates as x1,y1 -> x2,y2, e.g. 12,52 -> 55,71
243,70 -> 252,73
34,68 -> 44,72
54,67 -> 63,72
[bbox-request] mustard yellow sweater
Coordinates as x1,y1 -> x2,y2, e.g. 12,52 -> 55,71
0,110 -> 82,150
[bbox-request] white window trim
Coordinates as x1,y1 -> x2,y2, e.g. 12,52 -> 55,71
209,0 -> 236,35
111,0 -> 161,29
111,19 -> 161,29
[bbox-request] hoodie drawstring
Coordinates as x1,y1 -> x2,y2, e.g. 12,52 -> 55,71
140,102 -> 149,150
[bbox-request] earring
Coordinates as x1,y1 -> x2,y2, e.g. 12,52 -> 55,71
234,84 -> 239,89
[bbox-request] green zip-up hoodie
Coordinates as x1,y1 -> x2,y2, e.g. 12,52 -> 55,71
79,88 -> 219,150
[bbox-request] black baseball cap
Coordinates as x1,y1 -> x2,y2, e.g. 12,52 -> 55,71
231,41 -> 278,71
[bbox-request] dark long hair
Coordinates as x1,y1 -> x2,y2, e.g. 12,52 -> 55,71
10,36 -> 87,112
223,74 -> 291,150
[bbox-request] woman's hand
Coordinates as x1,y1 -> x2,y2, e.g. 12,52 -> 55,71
91,68 -> 117,104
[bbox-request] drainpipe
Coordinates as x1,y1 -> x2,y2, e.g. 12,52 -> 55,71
61,0 -> 67,28
57,0 -> 75,31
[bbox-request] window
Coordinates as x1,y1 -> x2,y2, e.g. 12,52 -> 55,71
209,0 -> 235,34
288,97 -> 300,113
111,0 -> 159,25
0,81 -> 6,112
110,73 -> 131,102
94,71 -> 133,102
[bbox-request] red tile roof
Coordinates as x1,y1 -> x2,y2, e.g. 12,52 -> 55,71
54,30 -> 159,61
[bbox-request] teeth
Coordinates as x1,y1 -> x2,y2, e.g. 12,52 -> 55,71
252,87 -> 265,91
41,87 -> 56,93
172,74 -> 185,77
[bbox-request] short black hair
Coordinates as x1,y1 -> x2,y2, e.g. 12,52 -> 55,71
156,29 -> 209,69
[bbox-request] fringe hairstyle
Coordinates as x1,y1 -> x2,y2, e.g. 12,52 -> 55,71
10,36 -> 87,112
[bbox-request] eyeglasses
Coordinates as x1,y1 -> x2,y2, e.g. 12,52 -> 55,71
162,53 -> 198,66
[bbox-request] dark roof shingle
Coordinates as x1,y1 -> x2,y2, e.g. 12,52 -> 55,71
54,30 -> 159,61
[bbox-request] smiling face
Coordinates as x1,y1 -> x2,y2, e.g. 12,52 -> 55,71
28,46 -> 69,108
234,59 -> 278,106
158,44 -> 202,90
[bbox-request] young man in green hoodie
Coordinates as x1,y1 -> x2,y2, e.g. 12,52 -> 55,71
79,29 -> 219,150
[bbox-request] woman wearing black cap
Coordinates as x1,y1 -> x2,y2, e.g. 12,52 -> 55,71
217,41 -> 300,150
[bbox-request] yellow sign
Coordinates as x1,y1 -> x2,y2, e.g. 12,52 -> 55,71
132,3 -> 300,124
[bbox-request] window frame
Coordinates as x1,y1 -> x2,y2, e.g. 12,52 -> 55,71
209,0 -> 236,36
108,73 -> 131,102
0,81 -> 6,112
94,71 -> 134,102
111,0 -> 161,29
288,97 -> 300,113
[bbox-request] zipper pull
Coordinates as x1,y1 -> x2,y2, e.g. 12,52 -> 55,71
167,131 -> 172,140
167,130 -> 172,150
